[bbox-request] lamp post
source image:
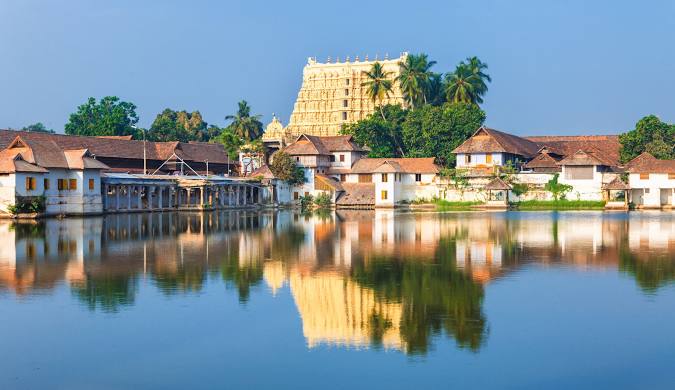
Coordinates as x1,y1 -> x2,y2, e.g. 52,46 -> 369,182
132,125 -> 147,175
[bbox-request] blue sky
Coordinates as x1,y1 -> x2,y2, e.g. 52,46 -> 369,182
1,0 -> 674,136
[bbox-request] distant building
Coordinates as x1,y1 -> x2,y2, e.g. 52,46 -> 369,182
626,152 -> 675,208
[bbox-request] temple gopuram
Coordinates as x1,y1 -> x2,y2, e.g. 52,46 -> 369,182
263,53 -> 407,152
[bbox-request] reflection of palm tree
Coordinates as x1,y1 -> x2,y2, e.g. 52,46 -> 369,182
221,255 -> 264,304
71,275 -> 137,312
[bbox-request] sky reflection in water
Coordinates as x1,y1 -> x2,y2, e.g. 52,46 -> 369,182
1,210 -> 674,389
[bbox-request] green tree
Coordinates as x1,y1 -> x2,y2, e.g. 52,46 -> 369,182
212,127 -> 244,161
65,96 -> 140,137
425,72 -> 446,106
21,122 -> 54,133
341,104 -> 407,158
148,109 -> 211,142
619,115 -> 675,162
397,53 -> 437,109
544,173 -> 573,201
270,151 -> 305,185
401,103 -> 486,166
362,62 -> 394,120
225,100 -> 263,142
444,57 -> 491,105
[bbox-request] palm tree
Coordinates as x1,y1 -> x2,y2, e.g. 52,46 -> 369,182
362,62 -> 393,120
397,53 -> 437,109
225,100 -> 264,142
444,57 -> 491,105
425,72 -> 445,106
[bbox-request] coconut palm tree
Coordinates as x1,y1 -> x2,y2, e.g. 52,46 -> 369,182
397,53 -> 437,109
225,100 -> 264,142
444,57 -> 491,105
362,62 -> 393,120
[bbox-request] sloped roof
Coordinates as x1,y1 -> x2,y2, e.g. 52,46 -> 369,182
452,127 -> 540,157
250,165 -> 276,179
336,183 -> 375,205
315,135 -> 368,152
372,161 -> 403,173
0,150 -> 48,173
523,152 -> 561,169
315,173 -> 344,191
63,149 -> 110,170
602,177 -> 630,190
0,130 -> 232,165
282,134 -> 368,156
484,177 -> 512,190
525,135 -> 621,167
351,158 -> 439,174
625,152 -> 675,174
557,150 -> 609,166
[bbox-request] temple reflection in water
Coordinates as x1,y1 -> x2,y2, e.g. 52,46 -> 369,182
0,210 -> 674,355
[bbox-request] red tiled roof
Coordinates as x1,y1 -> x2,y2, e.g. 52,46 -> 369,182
250,165 -> 276,179
0,130 -> 232,165
351,158 -> 439,174
282,134 -> 368,156
602,177 -> 630,190
452,127 -> 540,157
525,135 -> 621,167
523,152 -> 561,169
0,150 -> 48,173
336,183 -> 375,205
557,150 -> 610,166
484,177 -> 512,190
626,152 -> 675,174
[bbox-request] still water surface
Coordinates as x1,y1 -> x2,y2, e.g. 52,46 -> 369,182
1,210 -> 674,389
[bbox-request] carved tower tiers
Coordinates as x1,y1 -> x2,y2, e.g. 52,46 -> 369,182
284,52 -> 408,138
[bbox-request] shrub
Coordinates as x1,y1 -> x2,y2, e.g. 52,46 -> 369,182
8,196 -> 45,215
314,192 -> 332,209
299,194 -> 314,211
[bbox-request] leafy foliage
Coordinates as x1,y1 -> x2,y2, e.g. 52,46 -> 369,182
212,128 -> 245,161
397,54 -> 437,109
444,57 -> 491,105
7,196 -> 45,215
270,151 -> 305,185
342,104 -> 406,158
225,100 -> 263,142
619,115 -> 675,162
544,173 -> 573,201
65,96 -> 141,137
21,122 -> 54,133
313,192 -> 332,209
148,109 -> 214,142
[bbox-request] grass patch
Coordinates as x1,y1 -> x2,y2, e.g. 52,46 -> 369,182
434,200 -> 482,210
512,200 -> 606,210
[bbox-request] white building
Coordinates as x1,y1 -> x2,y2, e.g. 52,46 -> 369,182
0,135 -> 109,216
626,152 -> 675,208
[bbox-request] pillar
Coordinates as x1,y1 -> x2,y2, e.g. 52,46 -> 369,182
148,186 -> 154,210
127,185 -> 132,210
103,184 -> 109,209
158,187 -> 163,209
168,187 -> 173,208
136,186 -> 142,209
115,186 -> 120,211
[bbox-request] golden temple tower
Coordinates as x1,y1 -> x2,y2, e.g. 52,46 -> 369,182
284,53 -> 408,138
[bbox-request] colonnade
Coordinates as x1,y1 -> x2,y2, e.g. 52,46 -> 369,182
102,182 -> 264,213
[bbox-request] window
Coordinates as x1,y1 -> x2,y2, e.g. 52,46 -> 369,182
69,178 -> 77,190
645,188 -> 650,194
669,173 -> 675,180
330,155 -> 336,162
486,153 -> 493,164
342,112 -> 347,121
415,173 -> 422,182
381,190 -> 388,200
43,178 -> 50,190
381,173 -> 388,183
345,79 -> 350,86
640,173 -> 650,180
57,178 -> 67,191
344,89 -> 349,96
465,154 -> 472,164
359,174 -> 372,183
340,174 -> 346,182
293,192 -> 299,200
339,154 -> 345,162
295,157 -> 300,162
304,192 -> 309,197
88,178 -> 95,190
343,100 -> 348,108
25,177 -> 36,191
564,166 -> 593,180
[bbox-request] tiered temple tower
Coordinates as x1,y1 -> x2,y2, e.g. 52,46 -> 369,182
283,53 -> 407,139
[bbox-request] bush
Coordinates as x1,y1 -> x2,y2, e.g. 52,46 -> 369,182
8,196 -> 46,215
511,183 -> 529,197
314,192 -> 332,209
513,200 -> 606,210
299,194 -> 314,211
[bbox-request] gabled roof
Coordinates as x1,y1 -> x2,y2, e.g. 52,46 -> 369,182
372,161 -> 403,173
602,177 -> 630,190
250,165 -> 276,179
525,135 -> 621,167
315,173 -> 344,191
63,149 -> 110,170
0,149 -> 48,173
523,152 -> 561,169
557,150 -> 609,166
336,183 -> 375,206
484,177 -> 512,190
282,134 -> 369,156
350,158 -> 439,174
0,130 -> 233,165
452,127 -> 540,157
625,152 -> 675,174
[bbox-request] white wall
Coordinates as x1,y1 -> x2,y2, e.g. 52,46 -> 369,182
455,153 -> 504,168
629,173 -> 675,207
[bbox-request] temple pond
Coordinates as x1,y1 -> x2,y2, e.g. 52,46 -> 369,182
1,210 -> 674,389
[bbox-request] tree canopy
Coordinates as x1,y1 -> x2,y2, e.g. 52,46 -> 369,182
444,57 -> 491,105
148,109 -> 216,142
21,122 -> 54,133
362,62 -> 394,119
269,151 -> 305,185
619,115 -> 675,162
225,100 -> 264,142
65,96 -> 140,137
342,103 -> 485,166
